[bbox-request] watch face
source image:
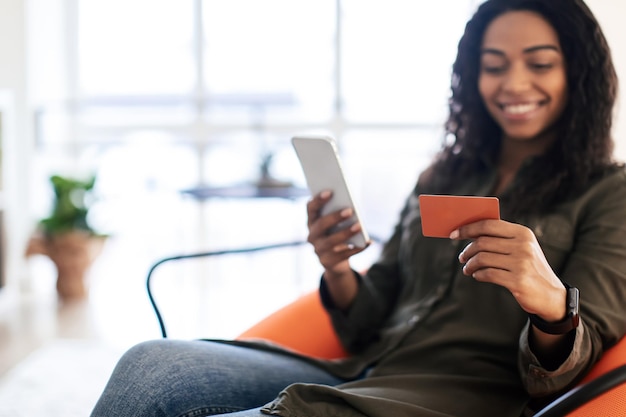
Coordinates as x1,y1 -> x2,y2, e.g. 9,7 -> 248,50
568,286 -> 580,328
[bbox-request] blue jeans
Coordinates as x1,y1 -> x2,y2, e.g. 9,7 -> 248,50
90,339 -> 345,417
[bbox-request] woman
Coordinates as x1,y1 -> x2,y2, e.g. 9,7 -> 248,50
91,0 -> 626,416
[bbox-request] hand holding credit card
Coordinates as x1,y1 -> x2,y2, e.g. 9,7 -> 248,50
419,195 -> 500,238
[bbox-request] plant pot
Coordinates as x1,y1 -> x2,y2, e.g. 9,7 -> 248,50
26,231 -> 106,299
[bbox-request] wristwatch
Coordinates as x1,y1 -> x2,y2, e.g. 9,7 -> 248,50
529,283 -> 580,335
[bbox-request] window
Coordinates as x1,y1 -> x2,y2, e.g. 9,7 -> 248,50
25,0 -> 481,337
341,0 -> 474,124
31,0 -> 481,231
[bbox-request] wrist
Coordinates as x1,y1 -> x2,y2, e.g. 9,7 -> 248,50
323,269 -> 359,311
323,268 -> 352,283
541,285 -> 568,322
529,283 -> 580,335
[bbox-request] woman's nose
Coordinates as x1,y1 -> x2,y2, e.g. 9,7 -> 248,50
502,64 -> 531,93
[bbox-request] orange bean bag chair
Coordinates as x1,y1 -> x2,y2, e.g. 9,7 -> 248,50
237,290 -> 347,359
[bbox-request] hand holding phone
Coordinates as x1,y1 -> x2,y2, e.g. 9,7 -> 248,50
292,135 -> 370,248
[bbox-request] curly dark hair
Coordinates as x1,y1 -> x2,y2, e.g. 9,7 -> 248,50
422,0 -> 620,216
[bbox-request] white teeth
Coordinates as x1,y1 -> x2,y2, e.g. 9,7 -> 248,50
503,103 -> 538,115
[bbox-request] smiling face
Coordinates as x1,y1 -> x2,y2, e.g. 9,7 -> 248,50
478,11 -> 568,149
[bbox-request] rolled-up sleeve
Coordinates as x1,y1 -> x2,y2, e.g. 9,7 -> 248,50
518,322 -> 589,396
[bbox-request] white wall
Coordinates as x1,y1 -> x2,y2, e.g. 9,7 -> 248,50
587,0 -> 626,161
0,0 -> 32,289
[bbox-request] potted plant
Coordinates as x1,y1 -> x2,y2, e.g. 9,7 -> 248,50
25,174 -> 107,299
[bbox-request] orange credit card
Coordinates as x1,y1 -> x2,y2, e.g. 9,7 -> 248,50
419,194 -> 500,238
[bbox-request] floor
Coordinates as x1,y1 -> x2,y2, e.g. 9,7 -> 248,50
0,337 -> 126,417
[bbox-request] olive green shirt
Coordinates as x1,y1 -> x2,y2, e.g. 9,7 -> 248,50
261,165 -> 626,417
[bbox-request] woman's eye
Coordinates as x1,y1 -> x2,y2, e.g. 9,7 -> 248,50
482,66 -> 505,74
530,63 -> 553,71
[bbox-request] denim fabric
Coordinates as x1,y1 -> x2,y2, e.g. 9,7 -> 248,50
90,339 -> 344,417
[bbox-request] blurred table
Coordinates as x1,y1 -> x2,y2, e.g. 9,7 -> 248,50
180,183 -> 309,201
179,183 -> 311,268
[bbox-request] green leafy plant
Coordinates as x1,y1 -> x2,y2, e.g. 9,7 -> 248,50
39,174 -> 101,237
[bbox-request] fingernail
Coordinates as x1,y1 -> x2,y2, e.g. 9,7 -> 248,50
350,223 -> 360,232
333,244 -> 345,252
320,190 -> 332,199
341,208 -> 353,218
449,229 -> 459,239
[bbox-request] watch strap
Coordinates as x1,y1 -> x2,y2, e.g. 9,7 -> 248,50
529,284 -> 580,335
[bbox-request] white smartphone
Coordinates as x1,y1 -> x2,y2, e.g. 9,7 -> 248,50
291,135 -> 370,248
